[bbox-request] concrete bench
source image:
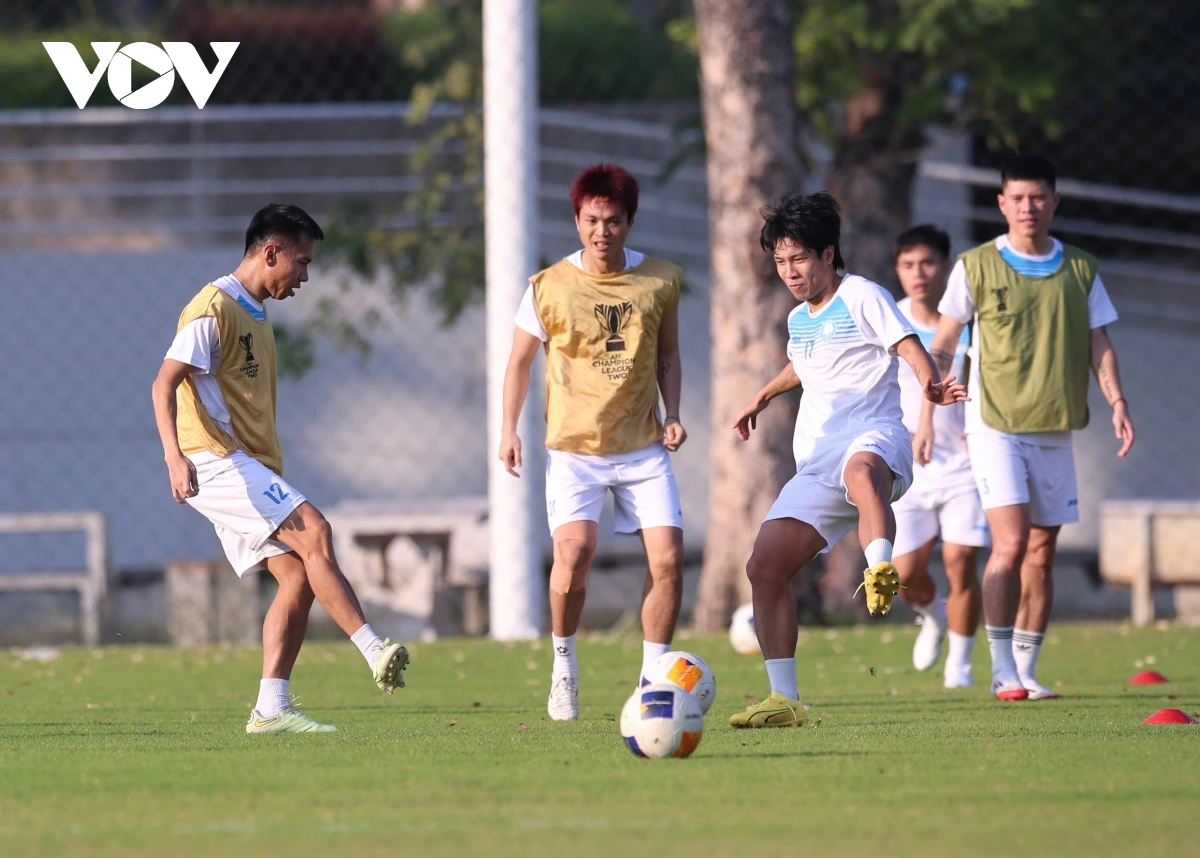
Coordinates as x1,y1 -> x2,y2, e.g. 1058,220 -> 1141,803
1099,500 -> 1200,626
0,511 -> 107,645
324,497 -> 489,638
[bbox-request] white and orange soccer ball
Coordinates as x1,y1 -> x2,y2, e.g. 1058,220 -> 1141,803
643,650 -> 716,714
619,683 -> 704,759
729,603 -> 761,656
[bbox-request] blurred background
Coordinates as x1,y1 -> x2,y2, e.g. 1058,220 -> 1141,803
1,0 -> 1198,645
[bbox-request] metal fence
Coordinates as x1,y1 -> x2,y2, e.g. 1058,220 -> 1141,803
1,0 -> 1198,641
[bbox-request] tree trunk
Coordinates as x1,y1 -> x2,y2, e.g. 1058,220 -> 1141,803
827,155 -> 918,290
692,0 -> 805,633
825,52 -> 925,289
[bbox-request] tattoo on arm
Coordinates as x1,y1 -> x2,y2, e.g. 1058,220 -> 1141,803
930,349 -> 954,376
1098,363 -> 1117,401
658,359 -> 670,381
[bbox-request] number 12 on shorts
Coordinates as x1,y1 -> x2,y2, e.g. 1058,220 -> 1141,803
263,482 -> 290,505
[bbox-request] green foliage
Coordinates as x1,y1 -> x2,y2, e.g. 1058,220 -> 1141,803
539,0 -> 698,103
0,626 -> 1197,855
789,0 -> 1106,152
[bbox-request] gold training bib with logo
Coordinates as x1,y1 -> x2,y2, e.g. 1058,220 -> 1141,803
531,256 -> 682,455
174,285 -> 284,473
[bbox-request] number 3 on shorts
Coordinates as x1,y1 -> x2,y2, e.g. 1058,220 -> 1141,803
263,482 -> 290,505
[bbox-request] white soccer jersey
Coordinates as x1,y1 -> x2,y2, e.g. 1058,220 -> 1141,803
896,297 -> 973,489
786,275 -> 914,465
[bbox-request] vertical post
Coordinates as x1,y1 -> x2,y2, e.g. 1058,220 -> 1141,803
485,0 -> 543,640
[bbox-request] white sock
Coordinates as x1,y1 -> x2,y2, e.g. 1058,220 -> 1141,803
641,640 -> 671,679
1013,628 -> 1045,684
256,678 -> 290,717
350,623 -> 385,667
985,625 -> 1019,684
914,596 -> 944,623
864,538 -> 893,567
764,658 -> 799,701
552,634 -> 578,679
946,631 -> 975,672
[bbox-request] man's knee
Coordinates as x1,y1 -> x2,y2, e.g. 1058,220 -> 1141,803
550,538 -> 594,595
746,551 -> 787,591
646,538 -> 683,580
986,519 -> 1028,571
844,456 -> 893,501
281,503 -> 333,552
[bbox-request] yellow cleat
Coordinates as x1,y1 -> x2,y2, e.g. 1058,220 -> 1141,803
856,561 -> 900,616
729,691 -> 808,728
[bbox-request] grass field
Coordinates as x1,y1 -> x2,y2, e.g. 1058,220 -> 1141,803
1,621 -> 1197,857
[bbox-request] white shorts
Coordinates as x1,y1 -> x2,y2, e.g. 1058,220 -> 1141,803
893,480 -> 990,557
545,443 -> 683,535
966,432 -> 1079,527
765,426 -> 913,554
185,450 -> 307,576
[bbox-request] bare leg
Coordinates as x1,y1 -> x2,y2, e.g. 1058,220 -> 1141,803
638,526 -> 683,644
980,504 -> 1031,628
843,452 -> 897,549
261,551 -> 315,680
942,542 -> 981,636
271,502 -> 368,637
746,518 -> 828,659
1016,525 -> 1060,633
549,520 -> 597,637
894,538 -> 937,609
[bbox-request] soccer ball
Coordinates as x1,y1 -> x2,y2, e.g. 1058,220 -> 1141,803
619,682 -> 704,759
729,603 -> 760,656
644,650 -> 717,714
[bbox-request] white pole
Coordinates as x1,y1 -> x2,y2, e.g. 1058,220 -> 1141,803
485,0 -> 544,640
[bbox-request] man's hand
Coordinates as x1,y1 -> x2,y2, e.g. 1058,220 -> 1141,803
167,453 -> 198,504
663,417 -> 688,451
1113,399 -> 1135,458
924,374 -> 968,406
499,430 -> 523,477
912,422 -> 936,467
733,397 -> 770,441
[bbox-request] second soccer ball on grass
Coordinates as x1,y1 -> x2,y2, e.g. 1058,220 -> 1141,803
729,604 -> 761,656
642,650 -> 717,714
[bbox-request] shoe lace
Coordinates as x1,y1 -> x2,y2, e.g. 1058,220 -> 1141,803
549,676 -> 576,702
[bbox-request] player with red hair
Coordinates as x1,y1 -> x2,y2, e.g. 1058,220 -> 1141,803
500,163 -> 687,721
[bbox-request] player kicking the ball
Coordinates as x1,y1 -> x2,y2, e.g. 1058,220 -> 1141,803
891,226 -> 988,688
151,204 -> 409,733
500,163 -> 686,721
729,193 -> 966,728
929,154 -> 1134,701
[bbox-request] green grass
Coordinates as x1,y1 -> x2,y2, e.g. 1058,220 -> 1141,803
1,622 -> 1197,857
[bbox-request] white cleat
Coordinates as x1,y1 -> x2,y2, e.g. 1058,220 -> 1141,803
1021,678 -> 1061,700
943,662 -> 974,688
912,599 -> 947,672
547,675 -> 579,721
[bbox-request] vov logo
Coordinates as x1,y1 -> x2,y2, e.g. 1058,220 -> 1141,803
43,42 -> 239,110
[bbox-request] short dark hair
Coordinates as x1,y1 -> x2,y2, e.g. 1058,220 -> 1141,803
760,192 -> 844,270
1000,153 -> 1057,191
244,203 -> 324,255
570,163 -> 640,220
894,224 -> 951,261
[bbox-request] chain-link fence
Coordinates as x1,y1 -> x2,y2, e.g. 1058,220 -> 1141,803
1,0 -> 1198,642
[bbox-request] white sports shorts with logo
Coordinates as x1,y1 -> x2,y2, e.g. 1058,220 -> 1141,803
892,469 -> 990,557
545,442 -> 683,535
966,432 -> 1079,527
185,449 -> 307,576
765,425 -> 914,553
